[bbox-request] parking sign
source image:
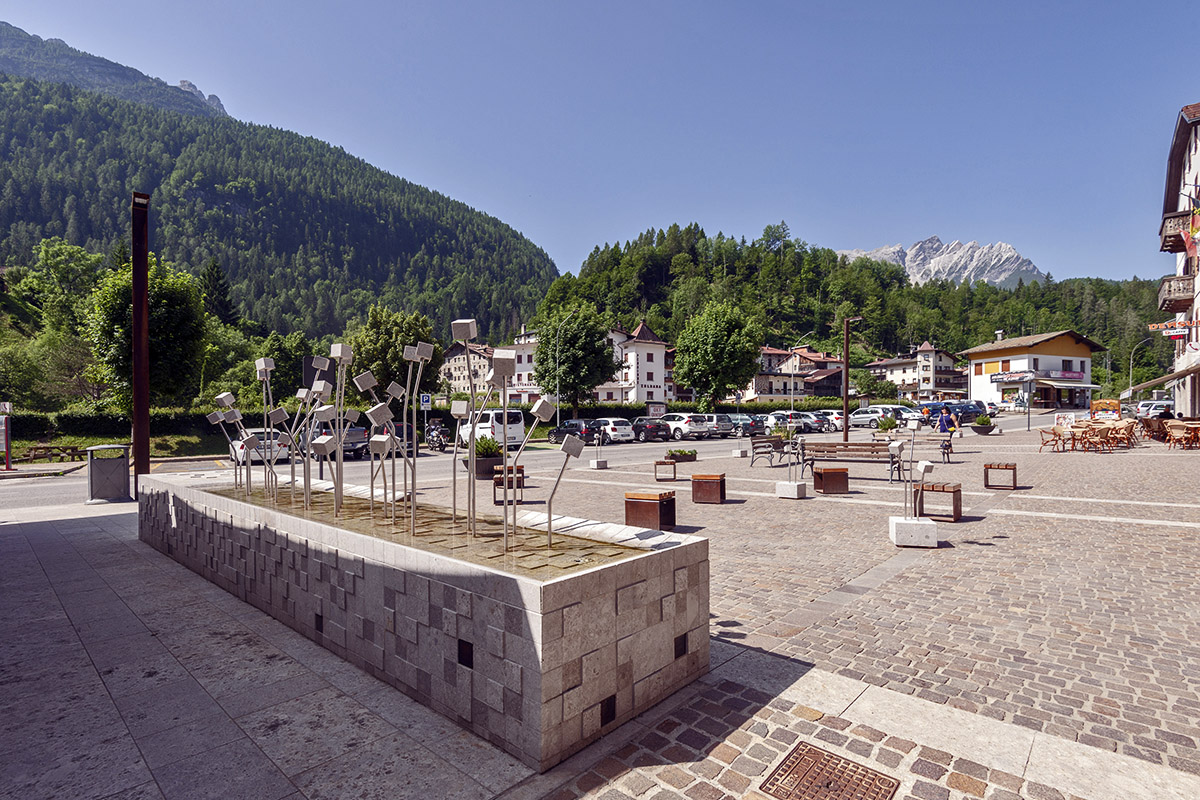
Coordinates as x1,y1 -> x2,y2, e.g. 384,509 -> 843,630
420,393 -> 431,410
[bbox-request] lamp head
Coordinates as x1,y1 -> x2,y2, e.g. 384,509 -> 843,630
403,345 -> 419,362
451,318 -> 478,340
492,349 -> 517,379
223,409 -> 242,423
352,371 -> 378,393
561,434 -> 586,459
917,460 -> 934,478
531,398 -> 556,423
366,402 -> 393,427
309,435 -> 337,457
256,368 -> 270,381
295,388 -> 311,402
206,411 -> 224,425
214,392 -> 235,408
314,404 -> 337,423
254,357 -> 275,373
343,409 -> 361,425
415,342 -> 435,361
329,343 -> 353,365
368,433 -> 395,456
310,355 -> 330,372
450,400 -> 470,419
385,381 -> 404,400
267,407 -> 290,426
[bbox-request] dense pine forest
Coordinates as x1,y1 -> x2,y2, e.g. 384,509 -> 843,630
0,75 -> 558,341
539,222 -> 1175,388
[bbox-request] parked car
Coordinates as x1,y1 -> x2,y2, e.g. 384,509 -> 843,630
658,412 -> 710,440
697,413 -> 735,438
985,402 -> 1000,416
848,407 -> 888,428
794,411 -> 825,432
592,417 -> 635,444
631,416 -> 671,442
946,403 -> 979,424
230,428 -> 290,464
458,408 -> 524,448
764,410 -> 807,432
546,418 -> 596,444
299,421 -> 369,459
1136,400 -> 1175,418
812,409 -> 844,431
728,413 -> 765,437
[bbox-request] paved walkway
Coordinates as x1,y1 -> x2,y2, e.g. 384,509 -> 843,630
4,422 -> 1200,799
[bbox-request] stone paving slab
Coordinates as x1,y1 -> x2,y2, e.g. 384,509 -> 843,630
4,426 -> 1200,799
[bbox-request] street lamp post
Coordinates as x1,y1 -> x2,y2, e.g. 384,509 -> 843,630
555,309 -> 577,427
790,331 -> 816,412
842,316 -> 863,442
1129,337 -> 1152,396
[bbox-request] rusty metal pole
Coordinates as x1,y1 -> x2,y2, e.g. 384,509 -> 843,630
131,193 -> 150,489
841,316 -> 862,443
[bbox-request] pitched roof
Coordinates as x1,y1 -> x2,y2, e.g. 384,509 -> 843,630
1162,103 -> 1200,215
628,321 -> 665,344
760,346 -> 791,355
917,340 -> 935,352
804,368 -> 843,382
957,330 -> 1106,357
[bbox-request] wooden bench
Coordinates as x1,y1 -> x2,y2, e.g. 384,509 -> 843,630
492,465 -> 525,505
653,460 -> 676,481
914,482 -> 962,521
624,491 -> 675,530
691,473 -> 726,504
799,441 -> 905,482
749,435 -> 785,467
984,462 -> 1017,490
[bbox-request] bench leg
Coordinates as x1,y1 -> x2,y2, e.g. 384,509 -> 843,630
952,490 -> 961,521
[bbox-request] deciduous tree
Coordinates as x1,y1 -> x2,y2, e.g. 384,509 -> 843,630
673,301 -> 762,411
532,303 -> 619,417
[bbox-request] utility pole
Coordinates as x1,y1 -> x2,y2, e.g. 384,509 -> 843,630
842,316 -> 863,442
130,193 -> 150,490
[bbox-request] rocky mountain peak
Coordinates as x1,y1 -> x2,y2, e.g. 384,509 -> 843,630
837,236 -> 1047,289
178,80 -> 226,115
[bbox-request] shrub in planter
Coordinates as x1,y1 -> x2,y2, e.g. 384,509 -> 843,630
974,415 -> 992,426
666,448 -> 697,462
877,416 -> 899,432
474,436 -> 502,458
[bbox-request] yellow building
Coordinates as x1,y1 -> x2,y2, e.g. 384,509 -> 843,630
959,330 -> 1104,409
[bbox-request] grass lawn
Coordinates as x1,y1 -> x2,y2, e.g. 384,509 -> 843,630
12,432 -> 230,461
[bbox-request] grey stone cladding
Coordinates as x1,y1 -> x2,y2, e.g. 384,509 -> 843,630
137,476 -> 708,771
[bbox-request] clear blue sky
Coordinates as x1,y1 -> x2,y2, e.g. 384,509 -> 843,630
6,2 -> 1192,282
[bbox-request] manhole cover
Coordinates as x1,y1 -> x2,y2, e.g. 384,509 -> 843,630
760,742 -> 899,800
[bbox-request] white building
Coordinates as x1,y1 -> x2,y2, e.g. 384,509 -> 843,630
959,330 -> 1104,409
592,322 -> 669,403
739,345 -> 840,402
866,341 -> 966,402
1143,102 -> 1200,415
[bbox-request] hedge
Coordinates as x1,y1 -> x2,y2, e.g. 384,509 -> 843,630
4,408 -> 214,440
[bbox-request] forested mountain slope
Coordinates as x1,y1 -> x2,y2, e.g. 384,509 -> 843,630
0,75 -> 558,340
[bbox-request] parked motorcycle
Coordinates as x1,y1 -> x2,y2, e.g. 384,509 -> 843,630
425,423 -> 449,452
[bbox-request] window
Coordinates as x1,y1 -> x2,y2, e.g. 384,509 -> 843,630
1032,358 -> 1039,369
606,391 -> 613,400
1001,360 -> 1010,371
516,354 -> 523,364
647,391 -> 654,400
647,353 -> 654,362
647,372 -> 654,381
974,363 -> 983,376
984,361 -> 1000,374
1062,360 -> 1073,371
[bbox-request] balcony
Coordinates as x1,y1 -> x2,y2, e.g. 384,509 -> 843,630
1158,274 -> 1195,313
1160,210 -> 1191,253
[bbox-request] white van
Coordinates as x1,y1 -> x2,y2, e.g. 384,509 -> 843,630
458,409 -> 525,448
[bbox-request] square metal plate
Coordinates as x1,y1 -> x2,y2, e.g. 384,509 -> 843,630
760,742 -> 899,800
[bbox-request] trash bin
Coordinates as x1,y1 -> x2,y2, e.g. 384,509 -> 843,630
86,445 -> 132,504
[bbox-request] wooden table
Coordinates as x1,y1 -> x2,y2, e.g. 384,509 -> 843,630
813,467 -> 848,494
690,473 -> 726,504
624,491 -> 676,530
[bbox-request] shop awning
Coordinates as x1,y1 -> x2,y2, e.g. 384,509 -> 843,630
1035,379 -> 1101,390
1126,361 -> 1200,394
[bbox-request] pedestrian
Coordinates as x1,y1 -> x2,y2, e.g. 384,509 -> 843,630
937,407 -> 953,433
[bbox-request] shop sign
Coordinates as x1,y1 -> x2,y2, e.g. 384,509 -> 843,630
1044,370 -> 1084,380
990,370 -> 1035,383
1148,319 -> 1198,331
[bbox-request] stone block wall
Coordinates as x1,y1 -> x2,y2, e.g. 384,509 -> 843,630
138,477 -> 708,771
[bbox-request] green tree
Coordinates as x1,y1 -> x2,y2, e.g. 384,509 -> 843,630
673,300 -> 762,411
346,305 -> 444,401
86,256 -> 207,410
9,237 -> 105,333
0,342 -> 48,409
199,257 -> 239,326
532,303 -> 620,417
259,331 -> 314,399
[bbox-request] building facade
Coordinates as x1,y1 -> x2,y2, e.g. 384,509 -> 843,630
739,345 -> 841,402
1148,102 -> 1200,416
959,331 -> 1104,409
866,341 -> 966,402
592,322 -> 669,403
439,342 -> 494,398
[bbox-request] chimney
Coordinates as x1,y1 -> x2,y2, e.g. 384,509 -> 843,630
994,330 -> 1005,342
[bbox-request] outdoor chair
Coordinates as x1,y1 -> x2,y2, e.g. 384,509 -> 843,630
1164,421 -> 1191,450
1039,427 -> 1065,453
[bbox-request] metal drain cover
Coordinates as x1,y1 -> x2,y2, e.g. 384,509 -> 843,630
760,743 -> 899,800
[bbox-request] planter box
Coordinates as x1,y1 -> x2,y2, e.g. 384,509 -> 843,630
971,425 -> 996,435
138,476 -> 708,773
666,453 -> 696,463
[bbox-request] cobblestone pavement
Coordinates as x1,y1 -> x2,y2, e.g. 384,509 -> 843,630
5,417 -> 1200,799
